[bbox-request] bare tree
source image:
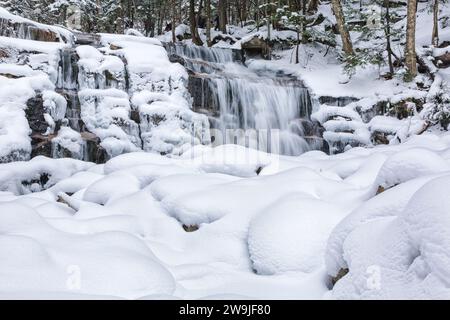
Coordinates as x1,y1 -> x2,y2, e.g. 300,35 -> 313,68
432,0 -> 439,46
206,0 -> 212,46
190,0 -> 203,45
384,0 -> 394,75
404,0 -> 417,79
331,0 -> 354,56
307,0 -> 320,14
171,0 -> 177,42
218,0 -> 228,33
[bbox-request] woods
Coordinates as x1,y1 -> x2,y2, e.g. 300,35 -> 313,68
1,0 -> 440,81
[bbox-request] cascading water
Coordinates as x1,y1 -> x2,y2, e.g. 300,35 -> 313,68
165,43 -> 325,156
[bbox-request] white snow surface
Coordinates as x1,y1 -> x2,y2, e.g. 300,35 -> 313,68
1,132 -> 450,299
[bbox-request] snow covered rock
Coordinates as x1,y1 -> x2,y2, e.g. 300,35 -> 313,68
248,194 -> 346,275
0,201 -> 175,298
375,148 -> 449,189
328,175 -> 450,299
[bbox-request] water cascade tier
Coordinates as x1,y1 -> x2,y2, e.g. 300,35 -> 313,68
165,43 -> 327,156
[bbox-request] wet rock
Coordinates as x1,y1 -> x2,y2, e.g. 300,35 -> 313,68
73,32 -> 101,46
167,53 -> 186,66
331,268 -> 349,286
183,224 -> 199,232
435,51 -> 450,69
0,72 -> 21,78
30,133 -> 54,158
318,96 -> 358,107
0,48 -> 9,58
241,36 -> 271,60
188,74 -> 218,116
0,17 -> 62,42
372,131 -> 391,145
387,99 -> 423,119
81,132 -> 108,164
25,95 -> 57,158
21,172 -> 51,193
211,34 -> 237,46
358,101 -> 386,123
110,44 -> 123,50
0,150 -> 29,163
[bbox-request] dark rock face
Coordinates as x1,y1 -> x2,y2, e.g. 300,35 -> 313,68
81,132 -> 108,164
188,75 -> 219,117
21,172 -> 50,192
0,48 -> 9,58
25,95 -> 55,158
241,36 -> 271,60
0,150 -> 29,163
435,51 -> 450,69
358,101 -> 386,123
331,268 -> 349,287
0,17 -> 68,42
73,32 -> 101,46
30,134 -> 54,158
25,95 -> 48,134
318,96 -> 358,107
58,90 -> 85,132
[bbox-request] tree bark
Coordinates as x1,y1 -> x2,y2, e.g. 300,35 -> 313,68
384,0 -> 394,75
432,0 -> 439,46
404,0 -> 417,80
331,0 -> 353,56
307,0 -> 320,14
171,0 -> 177,43
206,0 -> 212,46
218,0 -> 228,33
190,0 -> 203,45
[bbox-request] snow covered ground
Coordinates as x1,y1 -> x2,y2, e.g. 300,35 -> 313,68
1,134 -> 450,299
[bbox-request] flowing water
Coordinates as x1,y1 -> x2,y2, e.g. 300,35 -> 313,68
165,43 -> 325,156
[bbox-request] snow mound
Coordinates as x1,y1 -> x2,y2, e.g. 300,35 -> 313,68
375,148 -> 450,189
328,175 -> 450,299
0,202 -> 175,298
248,194 -> 346,275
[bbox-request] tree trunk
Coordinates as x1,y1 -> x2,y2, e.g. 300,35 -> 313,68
190,0 -> 204,45
404,0 -> 417,80
432,0 -> 439,46
218,0 -> 228,33
266,0 -> 271,40
384,0 -> 394,75
171,0 -> 176,43
206,0 -> 212,46
331,0 -> 353,56
307,0 -> 320,14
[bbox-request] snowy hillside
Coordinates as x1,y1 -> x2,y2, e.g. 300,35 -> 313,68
1,0 -> 450,300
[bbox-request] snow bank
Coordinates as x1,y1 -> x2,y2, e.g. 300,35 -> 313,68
248,194 -> 347,275
328,175 -> 450,299
375,148 -> 449,189
0,202 -> 175,298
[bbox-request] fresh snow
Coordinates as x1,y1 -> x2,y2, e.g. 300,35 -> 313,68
0,133 -> 450,299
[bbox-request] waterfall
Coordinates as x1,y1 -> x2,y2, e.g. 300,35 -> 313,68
56,48 -> 78,90
166,43 -> 325,156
